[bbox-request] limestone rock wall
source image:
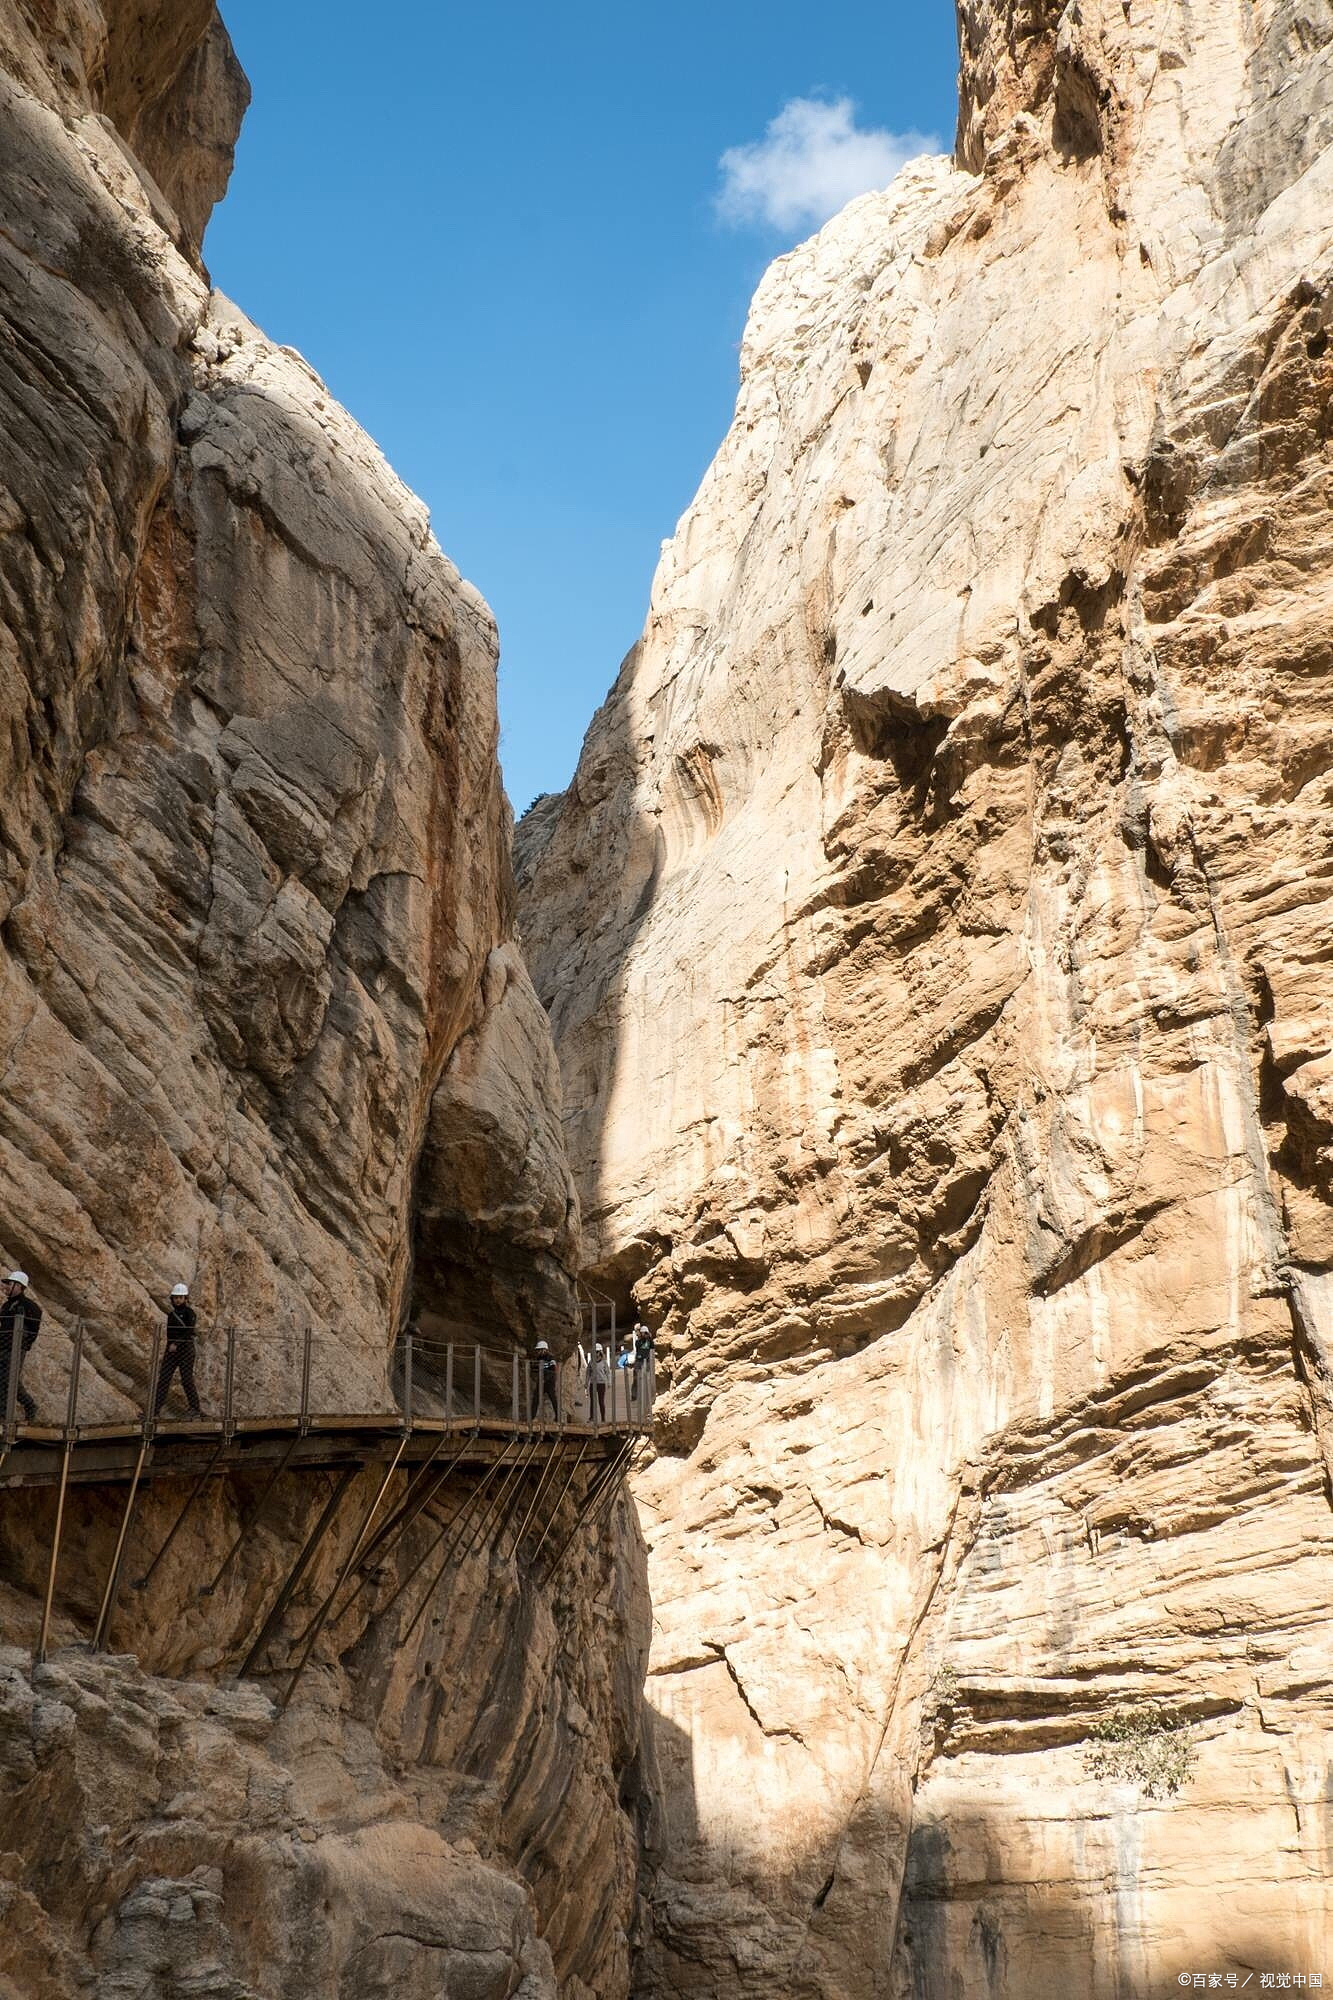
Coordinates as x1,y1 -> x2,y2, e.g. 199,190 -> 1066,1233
0,7 -> 640,1996
517,2 -> 1333,1991
0,0 -> 577,1421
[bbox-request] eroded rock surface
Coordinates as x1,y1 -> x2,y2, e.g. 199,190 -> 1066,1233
518,2 -> 1333,1991
0,5 -> 638,1996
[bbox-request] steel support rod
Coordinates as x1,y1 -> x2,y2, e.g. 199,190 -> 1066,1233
92,1433 -> 151,1650
488,1435 -> 547,1559
371,1485 -> 475,1632
325,1429 -> 474,1631
37,1320 -> 83,1663
445,1342 -> 454,1417
237,1464 -> 357,1678
279,1436 -> 410,1707
540,1441 -> 634,1586
586,1438 -> 640,1537
398,1442 -> 521,1643
512,1435 -> 572,1553
402,1331 -> 413,1431
454,1434 -> 536,1569
92,1326 -> 165,1648
372,1441 -> 514,1628
545,1457 -> 633,1590
133,1440 -> 225,1591
528,1439 -> 592,1565
200,1435 -> 300,1596
473,1344 -> 481,1423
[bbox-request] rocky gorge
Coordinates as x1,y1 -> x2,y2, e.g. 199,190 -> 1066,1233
3,0 -> 1333,1995
517,0 -> 1333,1992
0,3 -> 645,1995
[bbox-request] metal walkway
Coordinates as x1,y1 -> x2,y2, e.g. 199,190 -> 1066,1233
0,1321 -> 650,1702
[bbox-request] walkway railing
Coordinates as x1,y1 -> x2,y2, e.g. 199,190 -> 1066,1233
0,1315 -> 652,1691
1,1320 -> 654,1453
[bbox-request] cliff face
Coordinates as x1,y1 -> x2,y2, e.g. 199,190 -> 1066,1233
0,8 -> 643,1996
517,1 -> 1333,1992
0,0 -> 579,1410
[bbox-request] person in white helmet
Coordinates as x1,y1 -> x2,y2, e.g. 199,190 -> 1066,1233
0,1269 -> 41,1424
585,1340 -> 609,1423
152,1282 -> 203,1420
531,1339 -> 559,1423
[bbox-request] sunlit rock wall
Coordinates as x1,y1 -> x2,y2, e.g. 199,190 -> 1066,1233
517,1 -> 1333,1991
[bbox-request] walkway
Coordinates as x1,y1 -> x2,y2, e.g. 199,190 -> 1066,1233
0,1325 -> 650,1702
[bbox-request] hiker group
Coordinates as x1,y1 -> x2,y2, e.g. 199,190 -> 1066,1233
2,1262 -> 657,1433
531,1321 -> 656,1424
1,1269 -> 203,1427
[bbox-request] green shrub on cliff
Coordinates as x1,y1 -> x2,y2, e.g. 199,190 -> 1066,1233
1083,1702 -> 1196,1798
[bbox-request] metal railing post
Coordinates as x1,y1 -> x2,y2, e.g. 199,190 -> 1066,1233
37,1319 -> 83,1663
299,1327 -> 313,1436
524,1358 -> 532,1429
473,1345 -> 481,1423
402,1330 -> 413,1432
445,1342 -> 454,1421
511,1351 -> 519,1424
2,1310 -> 23,1445
143,1324 -> 164,1441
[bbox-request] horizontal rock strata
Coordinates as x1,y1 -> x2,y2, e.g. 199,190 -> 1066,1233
517,0 -> 1333,1991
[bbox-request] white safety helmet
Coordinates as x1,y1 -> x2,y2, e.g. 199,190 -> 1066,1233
170,1283 -> 190,1298
535,1340 -> 549,1351
6,1270 -> 28,1287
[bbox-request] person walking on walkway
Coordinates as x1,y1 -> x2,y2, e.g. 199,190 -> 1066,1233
0,1269 -> 41,1424
632,1321 -> 655,1407
532,1339 -> 560,1423
153,1283 -> 202,1420
586,1341 -> 609,1423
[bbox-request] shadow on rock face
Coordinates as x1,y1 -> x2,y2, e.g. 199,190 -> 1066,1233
633,1712 -> 1321,2000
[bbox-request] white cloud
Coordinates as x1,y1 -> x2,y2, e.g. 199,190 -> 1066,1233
716,96 -> 936,233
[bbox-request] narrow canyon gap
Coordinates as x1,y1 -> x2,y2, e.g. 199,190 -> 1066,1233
516,0 -> 1333,1991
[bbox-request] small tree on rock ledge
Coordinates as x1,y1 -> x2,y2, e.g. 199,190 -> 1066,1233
1083,1702 -> 1196,1799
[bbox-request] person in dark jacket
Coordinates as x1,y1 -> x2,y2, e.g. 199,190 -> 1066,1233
152,1283 -> 203,1419
0,1269 -> 41,1424
531,1340 -> 560,1423
632,1321 -> 656,1406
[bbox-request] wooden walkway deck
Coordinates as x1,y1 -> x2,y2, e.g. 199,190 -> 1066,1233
0,1411 -> 643,1490
0,1327 -> 651,1693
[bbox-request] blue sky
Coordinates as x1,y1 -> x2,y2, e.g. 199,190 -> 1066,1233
206,3 -> 959,813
